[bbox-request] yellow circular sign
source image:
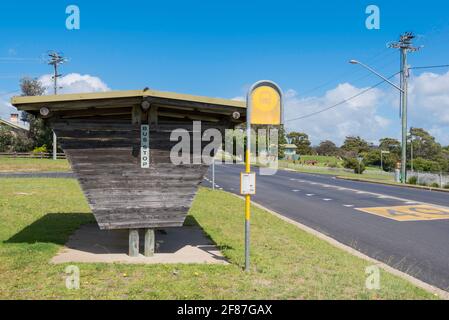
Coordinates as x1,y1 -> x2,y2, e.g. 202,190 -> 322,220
250,85 -> 281,125
252,86 -> 279,112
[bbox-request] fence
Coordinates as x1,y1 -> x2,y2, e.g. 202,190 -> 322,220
407,171 -> 449,188
0,152 -> 66,159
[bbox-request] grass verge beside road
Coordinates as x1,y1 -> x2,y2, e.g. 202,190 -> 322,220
0,178 -> 436,299
0,158 -> 70,172
279,161 -> 395,182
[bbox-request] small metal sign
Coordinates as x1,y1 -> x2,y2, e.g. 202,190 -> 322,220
141,124 -> 150,168
240,172 -> 256,195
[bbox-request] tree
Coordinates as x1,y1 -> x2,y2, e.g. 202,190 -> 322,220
316,140 -> 339,156
19,77 -> 53,150
363,149 -> 398,172
409,128 -> 442,161
341,136 -> 370,154
379,137 -> 401,156
343,157 -> 365,174
278,125 -> 287,159
287,131 -> 312,155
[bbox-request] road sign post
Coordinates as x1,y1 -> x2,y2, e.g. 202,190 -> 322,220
242,80 -> 283,272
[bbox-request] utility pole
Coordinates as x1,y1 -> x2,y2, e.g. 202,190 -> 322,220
388,32 -> 420,183
47,51 -> 67,160
47,51 -> 66,95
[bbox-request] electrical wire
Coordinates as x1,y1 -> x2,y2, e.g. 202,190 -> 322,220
285,71 -> 401,122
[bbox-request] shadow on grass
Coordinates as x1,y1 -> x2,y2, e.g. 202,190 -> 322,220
185,214 -> 234,254
5,212 -> 94,245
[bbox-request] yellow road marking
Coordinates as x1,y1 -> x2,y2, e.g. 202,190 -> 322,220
356,204 -> 449,221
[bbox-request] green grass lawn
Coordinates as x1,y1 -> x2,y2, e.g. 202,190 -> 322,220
0,178 -> 436,299
279,160 -> 395,182
0,158 -> 70,172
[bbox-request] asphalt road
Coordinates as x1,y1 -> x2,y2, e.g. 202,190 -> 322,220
202,163 -> 449,291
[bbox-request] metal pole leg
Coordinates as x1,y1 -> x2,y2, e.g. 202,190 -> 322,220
144,228 -> 155,257
129,229 -> 139,257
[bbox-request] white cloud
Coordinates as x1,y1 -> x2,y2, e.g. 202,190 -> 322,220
38,73 -> 110,94
0,73 -> 109,122
284,83 -> 389,146
408,71 -> 449,139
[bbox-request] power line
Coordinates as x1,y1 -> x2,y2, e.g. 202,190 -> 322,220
285,71 -> 400,122
0,89 -> 20,97
0,57 -> 42,63
409,64 -> 449,70
298,48 -> 396,97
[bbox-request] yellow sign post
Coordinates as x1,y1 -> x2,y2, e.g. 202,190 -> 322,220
242,80 -> 282,271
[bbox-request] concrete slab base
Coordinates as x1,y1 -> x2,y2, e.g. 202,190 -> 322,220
51,223 -> 228,265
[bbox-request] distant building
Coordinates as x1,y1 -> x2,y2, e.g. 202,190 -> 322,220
282,144 -> 298,160
0,114 -> 29,135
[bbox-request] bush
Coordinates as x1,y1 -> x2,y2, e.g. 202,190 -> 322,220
408,176 -> 418,185
419,182 -> 428,187
430,182 -> 440,188
327,161 -> 338,168
444,184 -> 449,189
32,145 -> 48,154
343,157 -> 365,174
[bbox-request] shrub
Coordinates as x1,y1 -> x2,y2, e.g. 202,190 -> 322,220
430,182 -> 440,188
327,161 -> 338,168
32,145 -> 48,154
444,184 -> 449,189
408,176 -> 418,185
418,182 -> 428,187
343,157 -> 365,174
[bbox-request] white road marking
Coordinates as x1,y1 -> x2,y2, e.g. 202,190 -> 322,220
292,189 -> 300,192
322,198 -> 333,201
306,194 -> 315,196
356,191 -> 366,194
343,204 -> 354,207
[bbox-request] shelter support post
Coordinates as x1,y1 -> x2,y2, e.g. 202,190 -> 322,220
129,229 -> 139,257
144,228 -> 155,257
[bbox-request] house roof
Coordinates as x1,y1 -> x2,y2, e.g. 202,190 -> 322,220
0,118 -> 29,132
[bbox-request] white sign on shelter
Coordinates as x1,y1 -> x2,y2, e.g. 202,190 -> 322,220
141,124 -> 150,168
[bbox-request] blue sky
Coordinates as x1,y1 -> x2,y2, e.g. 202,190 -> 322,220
1,0 -> 449,145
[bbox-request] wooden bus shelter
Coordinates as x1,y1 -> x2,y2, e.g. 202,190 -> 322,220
12,89 -> 246,256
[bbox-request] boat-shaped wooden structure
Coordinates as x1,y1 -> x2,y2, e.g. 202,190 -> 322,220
12,89 -> 246,255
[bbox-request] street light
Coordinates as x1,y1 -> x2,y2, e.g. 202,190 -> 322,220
349,59 -> 407,183
349,60 -> 404,93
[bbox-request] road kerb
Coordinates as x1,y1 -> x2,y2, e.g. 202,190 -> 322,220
336,176 -> 449,193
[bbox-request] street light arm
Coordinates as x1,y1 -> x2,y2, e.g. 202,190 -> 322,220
349,60 -> 404,93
